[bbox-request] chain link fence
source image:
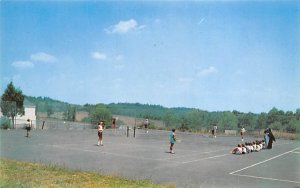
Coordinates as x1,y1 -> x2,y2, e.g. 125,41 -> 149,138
36,119 -> 94,130
8,118 -> 94,130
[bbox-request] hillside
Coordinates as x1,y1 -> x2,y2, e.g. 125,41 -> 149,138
24,96 -> 300,133
116,115 -> 165,128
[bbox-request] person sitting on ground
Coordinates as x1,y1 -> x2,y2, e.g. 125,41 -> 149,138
247,142 -> 254,152
261,140 -> 266,149
244,142 -> 252,153
241,144 -> 247,154
252,141 -> 259,152
231,144 -> 244,155
255,140 -> 262,151
258,140 -> 264,150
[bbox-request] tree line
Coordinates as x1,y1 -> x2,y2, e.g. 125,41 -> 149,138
107,103 -> 300,133
1,82 -> 300,133
25,97 -> 300,133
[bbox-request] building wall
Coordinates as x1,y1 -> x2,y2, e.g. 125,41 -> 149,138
15,106 -> 37,129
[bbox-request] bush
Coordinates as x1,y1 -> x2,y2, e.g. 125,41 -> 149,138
286,119 -> 300,133
0,117 -> 11,129
149,123 -> 157,130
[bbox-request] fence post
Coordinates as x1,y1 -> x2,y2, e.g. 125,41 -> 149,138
42,121 -> 45,129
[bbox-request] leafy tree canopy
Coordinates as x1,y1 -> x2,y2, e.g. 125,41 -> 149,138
1,82 -> 25,128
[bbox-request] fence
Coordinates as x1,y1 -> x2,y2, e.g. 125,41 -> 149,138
14,119 -> 37,129
11,118 -> 94,130
36,120 -> 94,130
224,130 -> 237,136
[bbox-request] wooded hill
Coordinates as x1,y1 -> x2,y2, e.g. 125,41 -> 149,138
25,96 -> 300,133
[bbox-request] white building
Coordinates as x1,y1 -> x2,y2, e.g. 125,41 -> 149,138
15,105 -> 37,129
0,105 -> 37,129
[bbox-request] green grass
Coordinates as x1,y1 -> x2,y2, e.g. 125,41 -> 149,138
0,159 -> 175,188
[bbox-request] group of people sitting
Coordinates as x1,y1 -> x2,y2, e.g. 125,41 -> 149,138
231,128 -> 276,155
231,140 -> 266,154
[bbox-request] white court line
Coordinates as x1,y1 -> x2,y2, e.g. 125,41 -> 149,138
229,147 -> 300,175
167,148 -> 230,160
292,151 -> 300,154
231,174 -> 300,184
181,153 -> 230,164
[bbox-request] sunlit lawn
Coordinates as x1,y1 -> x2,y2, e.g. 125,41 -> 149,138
0,159 -> 175,188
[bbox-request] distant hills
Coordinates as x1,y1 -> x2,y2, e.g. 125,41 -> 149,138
25,95 -> 300,133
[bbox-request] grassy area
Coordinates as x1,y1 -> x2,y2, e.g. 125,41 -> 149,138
0,159 -> 175,188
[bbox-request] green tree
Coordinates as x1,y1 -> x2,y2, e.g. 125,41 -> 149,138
286,119 -> 300,133
45,102 -> 54,117
90,104 -> 112,125
63,105 -> 76,121
269,121 -> 282,131
220,111 -> 238,130
163,111 -> 176,128
267,107 -> 280,125
295,109 -> 300,120
257,112 -> 267,130
1,82 -> 25,128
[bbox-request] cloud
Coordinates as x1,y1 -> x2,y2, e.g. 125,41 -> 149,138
105,19 -> 145,34
30,52 -> 57,63
91,52 -> 107,60
12,61 -> 34,69
198,66 -> 218,76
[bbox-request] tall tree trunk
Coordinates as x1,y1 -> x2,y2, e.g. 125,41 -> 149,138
11,115 -> 15,129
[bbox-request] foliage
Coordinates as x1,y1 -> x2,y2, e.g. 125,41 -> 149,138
45,102 -> 54,117
26,96 -> 84,113
0,116 -> 11,129
63,105 -> 76,121
1,82 -> 25,128
24,96 -> 300,133
90,104 -> 112,124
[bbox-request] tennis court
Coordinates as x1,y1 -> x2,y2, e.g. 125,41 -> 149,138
0,129 -> 299,188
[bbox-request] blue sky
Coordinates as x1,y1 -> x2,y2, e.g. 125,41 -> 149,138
1,1 -> 299,113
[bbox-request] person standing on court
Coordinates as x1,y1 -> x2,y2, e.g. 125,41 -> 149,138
240,127 -> 246,141
211,128 -> 215,138
213,125 -> 217,138
267,128 -> 276,149
169,129 -> 176,154
144,119 -> 149,133
264,130 -> 269,149
112,118 -> 116,129
97,121 -> 104,146
25,119 -> 32,137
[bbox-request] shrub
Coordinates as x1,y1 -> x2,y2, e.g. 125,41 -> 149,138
0,117 -> 11,129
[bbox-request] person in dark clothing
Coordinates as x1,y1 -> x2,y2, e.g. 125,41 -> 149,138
267,129 -> 276,149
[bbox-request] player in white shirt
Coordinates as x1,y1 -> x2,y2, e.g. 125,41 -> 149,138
97,121 -> 104,146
